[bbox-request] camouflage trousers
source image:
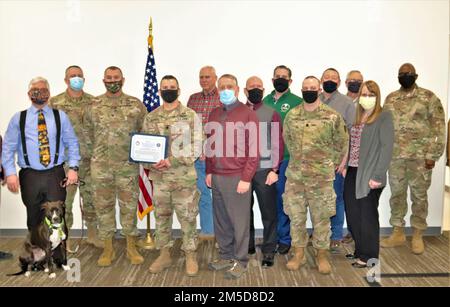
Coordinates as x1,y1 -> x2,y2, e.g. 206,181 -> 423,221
153,179 -> 199,252
388,159 -> 432,230
283,180 -> 336,249
64,159 -> 97,229
91,162 -> 140,240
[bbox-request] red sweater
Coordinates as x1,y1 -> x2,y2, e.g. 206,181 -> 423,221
205,101 -> 259,182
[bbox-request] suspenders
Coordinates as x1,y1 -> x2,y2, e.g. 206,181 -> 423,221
19,108 -> 61,167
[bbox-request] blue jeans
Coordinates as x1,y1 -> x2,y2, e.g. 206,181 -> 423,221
331,171 -> 345,241
194,159 -> 214,234
276,160 -> 291,245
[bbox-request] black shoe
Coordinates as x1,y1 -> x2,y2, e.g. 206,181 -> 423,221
0,251 -> 13,260
277,243 -> 290,255
261,254 -> 274,267
345,253 -> 356,260
248,247 -> 256,255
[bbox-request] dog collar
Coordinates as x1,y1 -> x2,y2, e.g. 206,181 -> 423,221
44,217 -> 64,230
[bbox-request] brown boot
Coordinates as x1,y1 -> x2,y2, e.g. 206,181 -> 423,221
86,223 -> 104,249
97,237 -> 115,267
286,247 -> 307,271
126,236 -> 144,265
380,226 -> 406,248
316,249 -> 331,275
185,251 -> 199,277
149,247 -> 172,273
411,228 -> 425,254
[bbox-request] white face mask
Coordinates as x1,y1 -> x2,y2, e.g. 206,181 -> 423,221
359,96 -> 376,110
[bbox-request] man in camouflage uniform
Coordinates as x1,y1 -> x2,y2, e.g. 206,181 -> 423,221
282,76 -> 348,274
143,75 -> 202,277
84,66 -> 147,266
49,65 -> 103,252
382,63 -> 445,255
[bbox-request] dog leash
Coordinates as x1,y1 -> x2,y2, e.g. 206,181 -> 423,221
59,178 -> 86,254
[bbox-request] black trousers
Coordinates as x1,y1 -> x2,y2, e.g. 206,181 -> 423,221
18,165 -> 66,230
249,169 -> 278,255
344,167 -> 383,263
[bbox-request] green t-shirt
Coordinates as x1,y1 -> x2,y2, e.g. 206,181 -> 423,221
263,89 -> 303,160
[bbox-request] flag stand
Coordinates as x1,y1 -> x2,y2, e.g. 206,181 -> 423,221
137,212 -> 155,250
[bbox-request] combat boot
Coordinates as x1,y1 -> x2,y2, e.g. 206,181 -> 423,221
380,226 -> 406,248
86,223 -> 104,249
411,228 -> 425,254
126,235 -> 144,264
149,247 -> 172,273
97,237 -> 115,267
286,247 -> 307,271
185,251 -> 199,277
316,249 -> 331,275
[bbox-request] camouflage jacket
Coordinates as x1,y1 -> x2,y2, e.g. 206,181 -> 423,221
141,103 -> 202,183
84,93 -> 147,164
49,91 -> 94,161
283,102 -> 348,184
384,85 -> 445,161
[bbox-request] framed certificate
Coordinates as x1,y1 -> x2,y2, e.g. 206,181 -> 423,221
129,132 -> 169,164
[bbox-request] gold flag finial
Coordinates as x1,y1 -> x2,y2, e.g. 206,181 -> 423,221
148,17 -> 153,48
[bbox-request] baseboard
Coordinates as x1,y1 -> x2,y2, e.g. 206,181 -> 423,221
0,227 -> 443,238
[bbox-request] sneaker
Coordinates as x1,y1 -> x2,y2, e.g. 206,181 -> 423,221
277,243 -> 290,255
208,258 -> 234,271
224,261 -> 247,279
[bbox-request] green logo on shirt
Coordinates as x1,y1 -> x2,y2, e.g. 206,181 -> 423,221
281,103 -> 291,112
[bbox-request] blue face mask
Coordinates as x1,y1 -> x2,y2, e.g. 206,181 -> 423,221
69,77 -> 84,91
219,89 -> 237,105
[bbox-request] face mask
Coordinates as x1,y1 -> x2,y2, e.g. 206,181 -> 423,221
69,77 -> 84,92
219,89 -> 237,105
29,89 -> 50,105
161,89 -> 178,103
273,78 -> 289,92
323,80 -> 338,93
359,96 -> 377,110
104,80 -> 123,94
398,74 -> 416,89
347,81 -> 362,94
302,90 -> 318,104
247,88 -> 263,104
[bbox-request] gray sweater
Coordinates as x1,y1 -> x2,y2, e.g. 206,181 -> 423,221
348,110 -> 394,199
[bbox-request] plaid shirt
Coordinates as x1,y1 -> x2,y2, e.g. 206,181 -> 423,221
187,87 -> 221,124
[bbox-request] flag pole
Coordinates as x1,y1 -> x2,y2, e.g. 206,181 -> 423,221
137,17 -> 156,250
137,212 -> 155,250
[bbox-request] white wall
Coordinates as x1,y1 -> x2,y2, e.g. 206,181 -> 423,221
0,0 -> 448,230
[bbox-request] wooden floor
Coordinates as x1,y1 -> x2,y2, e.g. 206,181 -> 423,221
0,235 -> 448,287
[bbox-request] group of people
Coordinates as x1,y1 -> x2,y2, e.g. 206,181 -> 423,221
0,62 -> 445,280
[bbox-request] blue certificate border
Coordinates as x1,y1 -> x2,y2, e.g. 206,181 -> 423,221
128,132 -> 169,164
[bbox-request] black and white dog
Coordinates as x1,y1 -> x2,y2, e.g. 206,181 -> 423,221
8,201 -> 69,278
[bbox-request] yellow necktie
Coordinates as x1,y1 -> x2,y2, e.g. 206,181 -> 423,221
38,110 -> 51,167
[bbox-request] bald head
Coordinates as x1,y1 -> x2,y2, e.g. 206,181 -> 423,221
399,63 -> 416,75
245,76 -> 263,89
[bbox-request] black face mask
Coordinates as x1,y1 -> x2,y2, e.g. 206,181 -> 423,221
273,78 -> 289,92
398,74 -> 416,89
347,81 -> 362,94
161,89 -> 178,103
247,88 -> 263,104
302,90 -> 318,104
323,80 -> 338,93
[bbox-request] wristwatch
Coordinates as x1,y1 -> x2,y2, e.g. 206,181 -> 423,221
69,166 -> 79,172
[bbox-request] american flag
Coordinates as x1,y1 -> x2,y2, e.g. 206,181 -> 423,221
138,20 -> 160,220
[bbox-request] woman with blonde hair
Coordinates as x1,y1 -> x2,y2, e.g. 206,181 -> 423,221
343,80 -> 394,268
